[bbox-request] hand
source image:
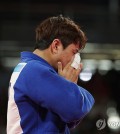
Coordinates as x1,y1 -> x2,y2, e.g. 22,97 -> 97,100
58,60 -> 83,84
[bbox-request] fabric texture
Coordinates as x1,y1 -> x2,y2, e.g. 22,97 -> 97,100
7,51 -> 94,134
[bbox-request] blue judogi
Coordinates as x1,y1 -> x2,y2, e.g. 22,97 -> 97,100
7,52 -> 94,134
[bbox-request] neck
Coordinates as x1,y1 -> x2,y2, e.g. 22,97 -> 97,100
33,49 -> 53,66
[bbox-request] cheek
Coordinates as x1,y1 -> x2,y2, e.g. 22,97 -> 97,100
61,54 -> 73,67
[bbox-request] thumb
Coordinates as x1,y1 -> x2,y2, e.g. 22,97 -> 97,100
58,62 -> 63,74
79,63 -> 83,70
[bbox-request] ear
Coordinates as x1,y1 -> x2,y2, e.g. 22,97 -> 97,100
50,39 -> 63,54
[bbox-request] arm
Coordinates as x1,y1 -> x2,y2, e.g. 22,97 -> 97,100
16,62 -> 94,123
57,60 -> 94,127
67,85 -> 94,129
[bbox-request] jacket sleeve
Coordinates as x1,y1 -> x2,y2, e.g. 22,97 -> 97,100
66,83 -> 95,129
16,62 -> 95,123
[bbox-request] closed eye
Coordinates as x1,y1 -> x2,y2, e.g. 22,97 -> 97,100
73,49 -> 79,54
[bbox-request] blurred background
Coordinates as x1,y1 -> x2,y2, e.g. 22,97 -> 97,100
0,0 -> 120,134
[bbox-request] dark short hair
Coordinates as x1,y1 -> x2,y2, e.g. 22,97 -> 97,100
34,15 -> 87,50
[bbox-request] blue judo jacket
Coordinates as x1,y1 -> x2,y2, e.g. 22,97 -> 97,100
7,51 -> 94,134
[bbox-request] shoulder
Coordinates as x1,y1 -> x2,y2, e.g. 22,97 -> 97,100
21,60 -> 56,76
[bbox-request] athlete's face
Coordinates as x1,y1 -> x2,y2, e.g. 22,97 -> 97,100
58,43 -> 80,69
50,39 -> 80,70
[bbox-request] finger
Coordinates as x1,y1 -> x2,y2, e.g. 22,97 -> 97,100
79,63 -> 83,70
71,73 -> 78,83
73,76 -> 79,84
58,62 -> 63,74
71,67 -> 81,82
76,68 -> 81,75
66,67 -> 75,79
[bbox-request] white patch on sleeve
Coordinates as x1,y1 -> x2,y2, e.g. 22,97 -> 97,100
7,63 -> 26,134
